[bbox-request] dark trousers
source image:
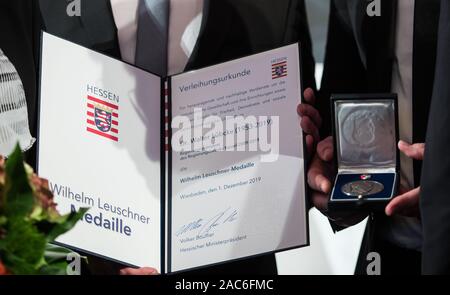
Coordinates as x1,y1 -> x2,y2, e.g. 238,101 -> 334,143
375,239 -> 421,275
355,222 -> 422,275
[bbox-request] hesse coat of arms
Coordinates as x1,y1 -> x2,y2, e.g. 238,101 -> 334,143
86,95 -> 119,142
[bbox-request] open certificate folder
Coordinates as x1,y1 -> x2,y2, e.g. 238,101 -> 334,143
37,32 -> 309,273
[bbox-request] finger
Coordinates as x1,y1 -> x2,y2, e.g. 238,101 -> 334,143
306,134 -> 314,156
310,191 -> 329,211
303,88 -> 316,105
317,136 -> 334,162
308,163 -> 332,193
298,104 -> 322,128
300,116 -> 320,143
385,187 -> 420,216
120,267 -> 159,275
398,141 -> 425,160
120,268 -> 156,276
386,194 -> 420,218
398,141 -> 425,159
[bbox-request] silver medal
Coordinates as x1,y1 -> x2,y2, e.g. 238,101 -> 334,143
341,180 -> 384,197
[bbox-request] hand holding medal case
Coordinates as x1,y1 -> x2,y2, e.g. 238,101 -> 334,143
329,94 -> 399,211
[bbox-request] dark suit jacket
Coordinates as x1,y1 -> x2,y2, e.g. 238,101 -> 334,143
421,0 -> 450,275
0,0 -> 42,166
318,0 -> 440,274
38,0 -> 316,275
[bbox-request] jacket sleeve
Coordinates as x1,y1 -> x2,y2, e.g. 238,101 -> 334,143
421,0 -> 450,275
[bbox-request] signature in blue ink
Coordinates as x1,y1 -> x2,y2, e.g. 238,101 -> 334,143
175,208 -> 238,238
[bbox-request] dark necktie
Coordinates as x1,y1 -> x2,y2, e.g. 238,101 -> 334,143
135,0 -> 170,76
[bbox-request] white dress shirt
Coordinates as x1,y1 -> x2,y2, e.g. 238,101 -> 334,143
110,0 -> 203,75
384,0 -> 422,251
393,0 -> 415,192
110,0 -> 140,65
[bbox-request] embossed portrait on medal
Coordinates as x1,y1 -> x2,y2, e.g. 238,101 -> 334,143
336,101 -> 396,168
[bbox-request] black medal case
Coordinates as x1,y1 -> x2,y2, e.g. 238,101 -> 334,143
328,94 -> 399,212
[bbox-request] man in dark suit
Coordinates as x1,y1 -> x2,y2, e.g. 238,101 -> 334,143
305,0 -> 440,274
421,0 -> 450,275
38,0 -> 316,84
37,0 -> 316,275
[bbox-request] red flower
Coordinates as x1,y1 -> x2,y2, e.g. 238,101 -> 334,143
30,174 -> 57,211
0,260 -> 8,275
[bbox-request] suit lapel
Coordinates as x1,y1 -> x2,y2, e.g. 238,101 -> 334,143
39,0 -> 120,58
39,0 -> 82,38
184,0 -> 236,71
362,0 -> 397,92
412,0 -> 440,185
184,0 -> 211,71
338,0 -> 396,85
79,0 -> 121,57
346,0 -> 369,67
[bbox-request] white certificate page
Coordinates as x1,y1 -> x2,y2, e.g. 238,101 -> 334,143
170,44 -> 308,272
38,33 -> 162,268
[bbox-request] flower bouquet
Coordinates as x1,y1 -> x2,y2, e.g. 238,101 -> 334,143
0,145 -> 87,275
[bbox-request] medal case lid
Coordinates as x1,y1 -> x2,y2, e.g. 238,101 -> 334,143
331,94 -> 399,174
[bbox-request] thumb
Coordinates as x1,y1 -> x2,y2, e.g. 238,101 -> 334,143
303,88 -> 316,105
385,187 -> 420,216
317,136 -> 334,162
120,267 -> 159,275
398,141 -> 425,160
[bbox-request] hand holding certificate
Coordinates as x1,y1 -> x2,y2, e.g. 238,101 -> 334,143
38,32 -> 309,273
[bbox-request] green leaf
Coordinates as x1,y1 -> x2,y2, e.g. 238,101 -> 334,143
38,261 -> 69,275
44,244 -> 77,264
1,217 -> 47,274
0,185 -> 4,213
4,145 -> 34,217
43,244 -> 86,275
46,208 -> 89,242
0,215 -> 7,227
2,252 -> 38,275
